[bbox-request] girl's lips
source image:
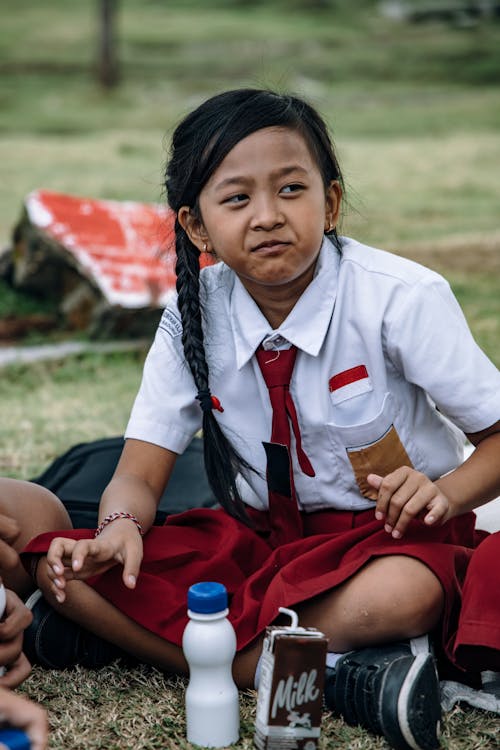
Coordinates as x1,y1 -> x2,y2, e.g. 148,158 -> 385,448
251,241 -> 290,253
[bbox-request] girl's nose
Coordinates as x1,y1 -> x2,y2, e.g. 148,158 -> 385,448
250,196 -> 284,230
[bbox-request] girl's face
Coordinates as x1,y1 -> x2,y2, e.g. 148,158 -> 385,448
179,126 -> 341,320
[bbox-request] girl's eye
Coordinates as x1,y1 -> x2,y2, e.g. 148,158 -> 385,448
281,183 -> 304,194
223,193 -> 248,204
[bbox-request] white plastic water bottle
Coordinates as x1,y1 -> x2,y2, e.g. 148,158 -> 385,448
182,581 -> 239,748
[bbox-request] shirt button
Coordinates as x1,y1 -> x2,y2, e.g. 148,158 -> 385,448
262,334 -> 288,349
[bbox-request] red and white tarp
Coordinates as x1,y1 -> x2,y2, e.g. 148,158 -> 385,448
25,189 -> 213,309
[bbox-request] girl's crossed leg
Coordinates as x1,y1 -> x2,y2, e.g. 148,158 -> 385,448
35,553 -> 443,689
0,481 -> 444,688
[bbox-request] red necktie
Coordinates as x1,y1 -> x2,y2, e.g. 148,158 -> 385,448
256,346 -> 315,547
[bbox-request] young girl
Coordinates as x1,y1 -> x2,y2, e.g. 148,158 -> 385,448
5,89 -> 500,750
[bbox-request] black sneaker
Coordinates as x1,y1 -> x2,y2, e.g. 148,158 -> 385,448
324,636 -> 441,750
23,589 -> 132,669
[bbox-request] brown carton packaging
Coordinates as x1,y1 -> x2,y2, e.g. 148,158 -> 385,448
254,609 -> 328,750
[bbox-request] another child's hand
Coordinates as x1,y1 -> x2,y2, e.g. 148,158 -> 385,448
0,515 -> 20,572
368,467 -> 451,539
46,520 -> 143,604
0,686 -> 48,750
0,591 -> 33,688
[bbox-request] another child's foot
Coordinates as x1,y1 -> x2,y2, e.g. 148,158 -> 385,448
440,674 -> 500,714
324,635 -> 441,750
481,670 -> 500,699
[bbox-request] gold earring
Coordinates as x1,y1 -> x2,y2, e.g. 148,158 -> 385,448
202,242 -> 208,253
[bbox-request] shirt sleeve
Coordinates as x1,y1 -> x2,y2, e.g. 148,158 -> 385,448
384,274 -> 500,434
124,307 -> 202,453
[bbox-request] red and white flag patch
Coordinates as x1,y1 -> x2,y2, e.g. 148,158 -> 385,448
329,365 -> 372,403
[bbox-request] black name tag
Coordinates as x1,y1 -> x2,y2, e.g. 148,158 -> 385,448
263,442 -> 292,498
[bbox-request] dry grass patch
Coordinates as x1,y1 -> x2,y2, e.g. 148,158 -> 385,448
17,663 -> 500,750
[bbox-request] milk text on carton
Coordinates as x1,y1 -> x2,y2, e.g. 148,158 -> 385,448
271,668 -> 320,719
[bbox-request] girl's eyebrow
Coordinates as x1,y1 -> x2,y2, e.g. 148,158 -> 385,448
213,165 -> 309,193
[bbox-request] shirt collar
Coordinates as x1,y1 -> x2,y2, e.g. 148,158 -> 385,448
231,236 -> 340,369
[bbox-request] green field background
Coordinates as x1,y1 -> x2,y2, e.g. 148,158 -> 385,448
1,6 -> 499,746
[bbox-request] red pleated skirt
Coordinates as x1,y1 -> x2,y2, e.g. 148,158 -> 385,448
23,507 -> 494,672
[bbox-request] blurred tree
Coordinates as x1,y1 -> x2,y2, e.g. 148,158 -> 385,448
98,0 -> 120,88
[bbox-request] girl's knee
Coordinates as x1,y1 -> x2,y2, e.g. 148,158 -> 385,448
22,482 -> 72,530
41,492 -> 72,532
315,557 -> 444,651
0,478 -> 72,547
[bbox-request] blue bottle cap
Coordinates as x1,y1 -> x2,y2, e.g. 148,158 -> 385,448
188,582 -> 228,614
0,728 -> 31,749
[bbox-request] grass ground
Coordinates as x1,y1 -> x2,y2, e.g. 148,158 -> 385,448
14,662 -> 500,750
1,1 -> 500,748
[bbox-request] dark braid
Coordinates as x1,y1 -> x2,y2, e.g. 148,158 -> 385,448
174,220 -> 252,523
165,88 -> 346,524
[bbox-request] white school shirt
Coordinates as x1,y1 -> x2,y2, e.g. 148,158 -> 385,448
125,236 -> 500,512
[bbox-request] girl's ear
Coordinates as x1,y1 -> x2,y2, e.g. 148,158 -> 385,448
178,206 -> 210,252
324,180 -> 343,232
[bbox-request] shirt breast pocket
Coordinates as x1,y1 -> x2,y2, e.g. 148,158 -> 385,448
331,393 -> 414,501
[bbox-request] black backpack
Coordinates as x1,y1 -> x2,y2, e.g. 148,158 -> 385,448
32,436 -> 217,529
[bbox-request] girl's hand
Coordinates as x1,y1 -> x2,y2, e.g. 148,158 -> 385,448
0,686 -> 48,750
0,590 -> 33,688
46,519 -> 143,604
368,467 -> 452,539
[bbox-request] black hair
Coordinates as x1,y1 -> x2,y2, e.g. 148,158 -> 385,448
165,88 -> 344,523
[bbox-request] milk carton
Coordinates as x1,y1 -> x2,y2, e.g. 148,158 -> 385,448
254,608 -> 328,750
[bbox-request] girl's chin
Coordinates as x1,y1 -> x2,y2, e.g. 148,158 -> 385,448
238,271 -> 313,293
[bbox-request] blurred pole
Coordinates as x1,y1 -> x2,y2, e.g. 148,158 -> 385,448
98,0 -> 120,88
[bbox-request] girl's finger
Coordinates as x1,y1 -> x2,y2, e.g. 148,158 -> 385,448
424,495 -> 449,526
48,576 -> 66,603
69,538 -> 100,572
45,559 -> 74,586
389,485 -> 438,538
367,474 -> 385,519
47,537 -> 76,573
120,538 -> 143,589
0,652 -> 32,688
375,468 -> 416,529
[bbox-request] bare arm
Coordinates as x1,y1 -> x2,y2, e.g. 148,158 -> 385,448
47,439 -> 178,600
435,421 -> 500,514
99,438 -> 178,530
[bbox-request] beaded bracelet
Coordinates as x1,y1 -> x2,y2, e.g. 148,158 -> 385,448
95,512 -> 143,538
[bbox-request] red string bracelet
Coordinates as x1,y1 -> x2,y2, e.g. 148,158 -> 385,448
95,512 -> 143,538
